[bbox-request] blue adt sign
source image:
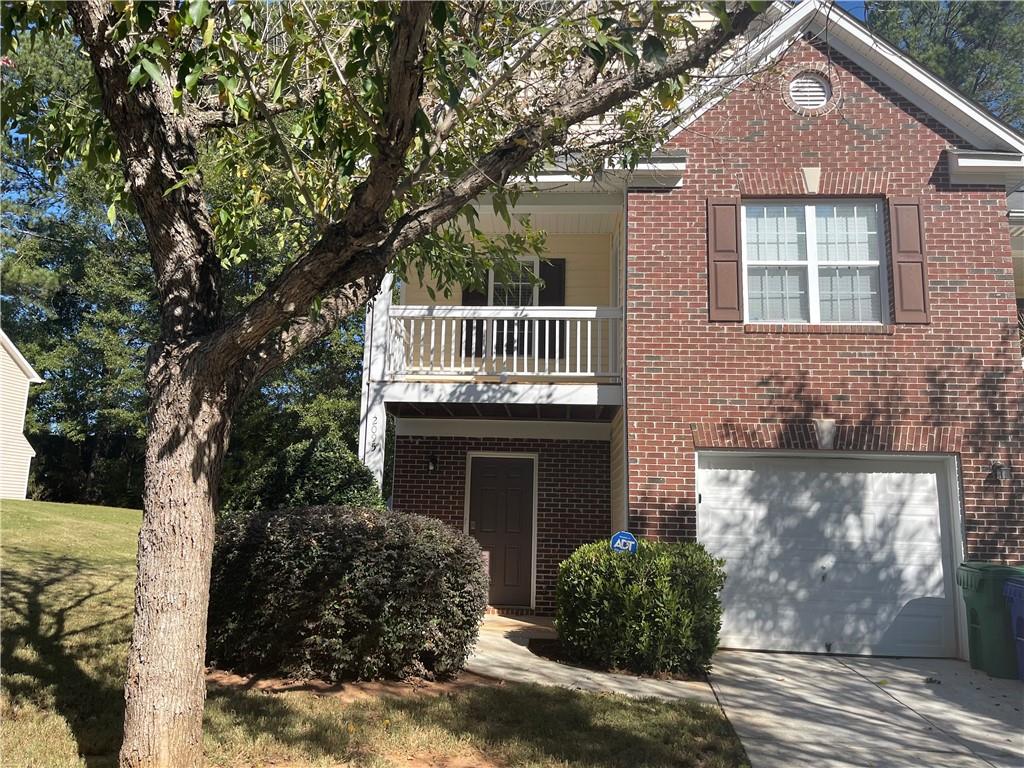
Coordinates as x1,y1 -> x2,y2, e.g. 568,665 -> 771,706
610,530 -> 638,554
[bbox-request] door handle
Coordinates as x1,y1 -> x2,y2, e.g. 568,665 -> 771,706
469,519 -> 476,532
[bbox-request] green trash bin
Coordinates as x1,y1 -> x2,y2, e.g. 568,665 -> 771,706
956,562 -> 1024,679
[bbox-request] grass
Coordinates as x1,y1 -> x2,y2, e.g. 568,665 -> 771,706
1,498 -> 750,767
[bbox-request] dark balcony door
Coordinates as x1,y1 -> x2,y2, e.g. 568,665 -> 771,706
468,456 -> 534,606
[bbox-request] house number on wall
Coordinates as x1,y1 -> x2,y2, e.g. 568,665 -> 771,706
369,413 -> 380,451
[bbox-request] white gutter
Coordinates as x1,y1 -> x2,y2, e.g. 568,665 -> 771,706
948,149 -> 1024,188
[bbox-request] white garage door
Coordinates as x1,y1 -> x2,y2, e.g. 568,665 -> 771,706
697,453 -> 959,657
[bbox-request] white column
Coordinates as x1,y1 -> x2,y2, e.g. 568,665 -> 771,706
358,273 -> 394,487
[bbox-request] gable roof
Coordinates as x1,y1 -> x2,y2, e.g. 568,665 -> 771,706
667,0 -> 1024,157
1,330 -> 43,383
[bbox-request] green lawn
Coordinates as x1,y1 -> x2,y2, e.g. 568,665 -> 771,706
1,499 -> 749,767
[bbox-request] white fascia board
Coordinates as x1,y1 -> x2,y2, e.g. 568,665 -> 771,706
665,0 -> 819,140
374,381 -> 622,406
473,191 -> 623,213
395,417 -> 612,441
521,160 -> 687,191
665,0 -> 1024,155
0,330 -> 43,383
948,150 -> 1024,188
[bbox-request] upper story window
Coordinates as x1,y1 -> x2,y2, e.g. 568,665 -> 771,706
488,257 -> 539,306
742,201 -> 886,324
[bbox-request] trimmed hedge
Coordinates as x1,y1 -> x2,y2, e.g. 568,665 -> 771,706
207,505 -> 488,681
221,434 -> 383,513
556,540 -> 725,676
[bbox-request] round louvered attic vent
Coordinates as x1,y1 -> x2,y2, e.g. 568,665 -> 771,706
788,72 -> 832,111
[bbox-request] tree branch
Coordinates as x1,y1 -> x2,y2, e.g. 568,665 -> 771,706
67,0 -> 221,343
211,2 -> 761,370
188,83 -> 320,130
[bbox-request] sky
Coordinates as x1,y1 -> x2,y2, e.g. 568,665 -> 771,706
837,1 -> 867,20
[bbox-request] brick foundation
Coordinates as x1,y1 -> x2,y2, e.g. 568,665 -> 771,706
391,435 -> 611,614
624,37 -> 1024,561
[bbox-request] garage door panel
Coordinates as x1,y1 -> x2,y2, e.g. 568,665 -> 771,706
698,454 -> 958,658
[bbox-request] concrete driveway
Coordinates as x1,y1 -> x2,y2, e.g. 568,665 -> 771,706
711,651 -> 1024,768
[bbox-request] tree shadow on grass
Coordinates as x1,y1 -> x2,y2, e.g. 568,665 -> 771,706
2,548 -> 131,766
203,687 -> 360,764
204,678 -> 747,768
388,682 -> 748,768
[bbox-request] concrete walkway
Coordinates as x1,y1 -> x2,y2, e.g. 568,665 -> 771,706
711,651 -> 1024,768
468,615 -> 1024,767
465,614 -> 717,705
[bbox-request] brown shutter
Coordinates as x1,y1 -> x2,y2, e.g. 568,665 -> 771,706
888,197 -> 930,324
707,198 -> 743,322
461,284 -> 487,357
538,258 -> 566,358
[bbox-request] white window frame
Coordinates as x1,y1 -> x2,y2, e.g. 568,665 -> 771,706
487,255 -> 541,307
741,200 -> 889,325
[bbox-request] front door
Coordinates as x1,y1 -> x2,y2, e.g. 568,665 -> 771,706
468,456 -> 534,606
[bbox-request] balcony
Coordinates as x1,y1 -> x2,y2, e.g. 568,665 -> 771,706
386,305 -> 621,383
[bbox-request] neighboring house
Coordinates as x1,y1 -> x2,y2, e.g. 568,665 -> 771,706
0,330 -> 42,500
359,0 -> 1024,658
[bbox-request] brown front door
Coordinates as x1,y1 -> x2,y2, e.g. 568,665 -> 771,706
468,456 -> 534,607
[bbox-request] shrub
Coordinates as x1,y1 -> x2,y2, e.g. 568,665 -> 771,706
556,540 -> 725,676
207,505 -> 488,681
221,433 -> 383,513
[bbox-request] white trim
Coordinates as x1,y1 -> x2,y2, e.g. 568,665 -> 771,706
374,381 -> 622,406
487,255 -> 540,307
464,452 -> 540,610
694,449 -> 966,659
475,192 -> 624,213
665,0 -> 1024,155
0,330 -> 43,383
358,274 -> 393,486
948,149 -> 1024,188
395,417 -> 611,441
389,305 -> 621,319
741,199 -> 888,325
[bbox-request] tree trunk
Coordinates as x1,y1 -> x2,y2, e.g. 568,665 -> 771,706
118,347 -> 234,768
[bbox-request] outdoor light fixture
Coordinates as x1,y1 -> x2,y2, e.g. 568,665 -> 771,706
992,461 -> 1012,482
427,455 -> 438,472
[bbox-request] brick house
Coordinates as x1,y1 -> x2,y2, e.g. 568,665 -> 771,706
358,0 -> 1024,657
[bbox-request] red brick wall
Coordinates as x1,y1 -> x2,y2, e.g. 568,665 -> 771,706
392,435 -> 611,614
625,38 -> 1024,562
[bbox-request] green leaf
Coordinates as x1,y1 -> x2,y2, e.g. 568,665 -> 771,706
202,17 -> 215,48
431,1 -> 448,31
127,62 -> 147,88
642,35 -> 668,66
187,0 -> 211,27
140,58 -> 163,86
107,202 -> 116,226
136,0 -> 159,31
176,52 -> 196,88
461,47 -> 479,71
271,55 -> 294,103
184,65 -> 203,94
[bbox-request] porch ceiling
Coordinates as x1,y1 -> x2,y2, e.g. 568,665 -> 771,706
386,401 -> 620,422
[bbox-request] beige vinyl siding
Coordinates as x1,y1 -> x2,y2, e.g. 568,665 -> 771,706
0,346 -> 35,499
609,408 -> 627,532
399,234 -> 616,378
402,233 -> 613,306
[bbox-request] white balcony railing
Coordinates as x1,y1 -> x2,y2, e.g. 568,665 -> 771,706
387,305 -> 621,380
